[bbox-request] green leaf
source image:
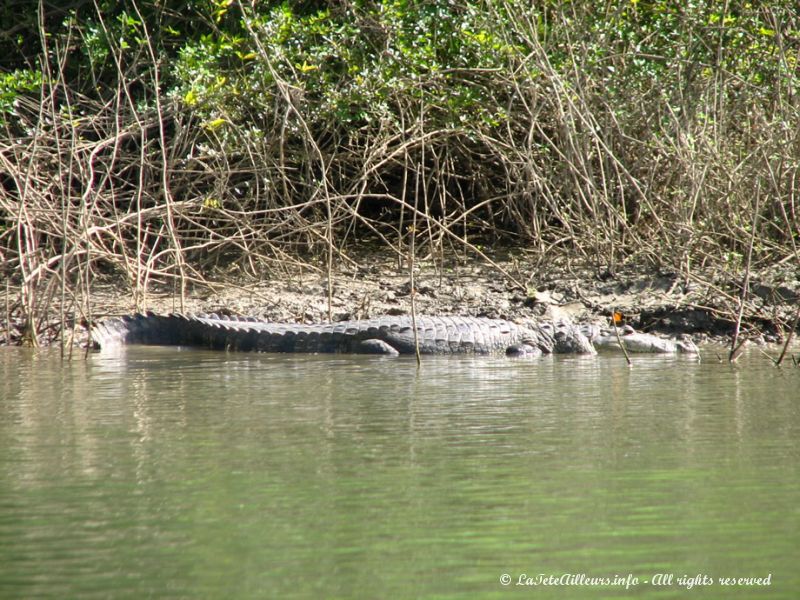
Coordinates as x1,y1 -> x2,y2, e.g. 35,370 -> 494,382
297,61 -> 318,73
204,117 -> 227,130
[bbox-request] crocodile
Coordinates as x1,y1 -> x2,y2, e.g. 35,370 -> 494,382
91,313 -> 698,356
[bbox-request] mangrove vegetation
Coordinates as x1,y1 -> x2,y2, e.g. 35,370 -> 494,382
1,1 -> 799,343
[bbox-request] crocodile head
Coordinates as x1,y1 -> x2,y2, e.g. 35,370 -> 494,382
593,329 -> 700,354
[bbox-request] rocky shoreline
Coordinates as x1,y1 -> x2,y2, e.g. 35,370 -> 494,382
2,252 -> 798,351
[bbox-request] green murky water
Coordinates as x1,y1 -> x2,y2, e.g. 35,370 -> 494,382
1,346 -> 798,598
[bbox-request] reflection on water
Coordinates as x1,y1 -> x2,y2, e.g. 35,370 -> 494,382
1,346 -> 798,598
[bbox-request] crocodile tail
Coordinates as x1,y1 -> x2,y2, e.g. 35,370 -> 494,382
91,312 -> 190,348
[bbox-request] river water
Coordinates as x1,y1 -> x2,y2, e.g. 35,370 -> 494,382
0,345 -> 798,599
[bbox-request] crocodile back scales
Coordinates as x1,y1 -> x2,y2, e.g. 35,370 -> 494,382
91,312 -> 597,355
